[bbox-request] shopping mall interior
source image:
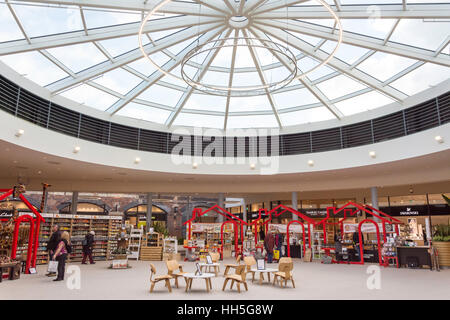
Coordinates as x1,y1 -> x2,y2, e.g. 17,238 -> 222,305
0,0 -> 449,301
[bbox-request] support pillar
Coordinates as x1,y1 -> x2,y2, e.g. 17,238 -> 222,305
371,187 -> 380,222
71,191 -> 78,215
146,192 -> 153,232
292,192 -> 299,221
242,198 -> 247,235
218,193 -> 224,223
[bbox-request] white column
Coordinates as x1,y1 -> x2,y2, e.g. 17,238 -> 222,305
371,187 -> 380,222
242,198 -> 247,234
292,192 -> 299,221
146,192 -> 153,232
71,191 -> 78,215
218,193 -> 224,223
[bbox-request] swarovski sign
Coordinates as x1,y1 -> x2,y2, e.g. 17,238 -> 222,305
400,207 -> 419,216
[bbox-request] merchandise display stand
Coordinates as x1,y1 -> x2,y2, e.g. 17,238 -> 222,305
140,232 -> 163,261
127,228 -> 143,260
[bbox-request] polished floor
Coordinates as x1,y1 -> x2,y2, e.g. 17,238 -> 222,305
2,259 -> 449,300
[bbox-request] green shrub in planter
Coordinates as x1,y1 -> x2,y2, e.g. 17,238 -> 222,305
433,224 -> 450,242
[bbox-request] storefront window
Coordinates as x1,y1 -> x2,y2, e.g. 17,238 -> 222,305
428,193 -> 449,205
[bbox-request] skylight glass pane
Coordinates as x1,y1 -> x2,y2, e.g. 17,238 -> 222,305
92,68 -> 143,95
0,52 -> 68,86
137,84 -> 184,107
390,19 -> 450,51
46,43 -> 106,73
228,96 -> 273,112
183,94 -> 226,112
173,113 -> 224,129
279,107 -> 335,126
83,9 -> 140,28
116,102 -> 171,124
99,35 -> 140,57
334,91 -> 396,116
274,88 -> 320,110
357,52 -> 416,82
227,115 -> 279,128
60,84 -> 119,111
316,75 -> 367,100
390,63 -> 450,96
0,4 -> 24,42
12,4 -> 82,38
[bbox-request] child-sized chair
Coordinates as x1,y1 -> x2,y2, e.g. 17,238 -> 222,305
243,256 -> 257,282
222,265 -> 248,293
149,263 -> 173,293
224,255 -> 241,276
272,259 -> 295,288
166,259 -> 187,288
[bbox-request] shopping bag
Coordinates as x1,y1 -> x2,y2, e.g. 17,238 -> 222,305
273,249 -> 280,260
47,260 -> 58,273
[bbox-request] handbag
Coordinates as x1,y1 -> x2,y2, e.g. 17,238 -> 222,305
47,260 -> 58,273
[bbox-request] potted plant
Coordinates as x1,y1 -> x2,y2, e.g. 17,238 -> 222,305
433,223 -> 450,267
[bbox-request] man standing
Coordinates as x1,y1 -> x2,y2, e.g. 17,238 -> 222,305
46,225 -> 61,277
264,231 -> 275,263
82,231 -> 95,264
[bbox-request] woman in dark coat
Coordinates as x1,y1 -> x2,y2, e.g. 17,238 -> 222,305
264,231 -> 275,263
82,231 -> 95,264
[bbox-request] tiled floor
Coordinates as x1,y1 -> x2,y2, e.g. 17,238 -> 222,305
2,259 -> 449,300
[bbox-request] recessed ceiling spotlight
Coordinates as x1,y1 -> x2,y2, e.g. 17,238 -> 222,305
308,160 -> 314,167
250,163 -> 256,170
192,162 -> 198,169
435,135 -> 444,143
369,151 -> 376,158
15,129 -> 24,137
135,157 -> 141,164
73,146 -> 81,153
37,170 -> 42,175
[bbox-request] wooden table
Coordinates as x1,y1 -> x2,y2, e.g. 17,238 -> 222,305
0,262 -> 20,282
250,267 -> 278,285
198,262 -> 220,276
183,273 -> 215,292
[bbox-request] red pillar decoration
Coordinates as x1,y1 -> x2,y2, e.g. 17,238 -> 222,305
358,219 -> 382,266
286,221 -> 306,258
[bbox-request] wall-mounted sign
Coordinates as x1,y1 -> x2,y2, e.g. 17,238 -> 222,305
0,211 -> 13,219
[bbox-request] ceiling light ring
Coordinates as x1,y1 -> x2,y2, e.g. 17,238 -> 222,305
180,37 -> 298,96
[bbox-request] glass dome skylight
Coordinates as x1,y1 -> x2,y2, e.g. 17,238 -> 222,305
0,0 -> 449,130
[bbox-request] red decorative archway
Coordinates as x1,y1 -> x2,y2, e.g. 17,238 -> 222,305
0,187 -> 45,273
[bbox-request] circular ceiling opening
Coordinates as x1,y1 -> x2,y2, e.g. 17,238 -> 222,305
228,16 -> 249,28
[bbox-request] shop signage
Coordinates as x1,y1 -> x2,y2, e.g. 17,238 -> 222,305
399,207 -> 419,216
343,223 -> 386,233
0,211 -> 13,219
303,209 -> 328,217
268,224 -> 307,233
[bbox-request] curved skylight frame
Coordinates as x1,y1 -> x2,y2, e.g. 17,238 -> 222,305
0,0 -> 449,130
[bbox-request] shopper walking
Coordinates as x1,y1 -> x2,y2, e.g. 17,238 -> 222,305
45,224 -> 61,277
353,231 -> 362,262
264,231 -> 275,263
52,231 -> 71,281
82,231 -> 95,265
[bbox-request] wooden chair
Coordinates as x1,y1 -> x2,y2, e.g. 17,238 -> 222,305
273,261 -> 295,288
166,259 -> 187,288
243,256 -> 257,282
224,255 -> 241,276
149,263 -> 173,293
222,265 -> 248,293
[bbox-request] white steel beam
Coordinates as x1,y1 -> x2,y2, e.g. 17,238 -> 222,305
12,0 -> 222,16
45,22 -> 223,93
250,27 -> 343,119
165,29 -> 233,127
242,29 -> 282,127
224,30 -> 239,130
255,24 -> 407,101
108,26 -> 226,114
0,16 -> 222,56
254,19 -> 450,67
256,4 -> 450,19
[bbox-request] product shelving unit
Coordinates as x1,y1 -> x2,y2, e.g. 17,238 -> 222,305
140,232 -> 163,261
37,213 -> 123,264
